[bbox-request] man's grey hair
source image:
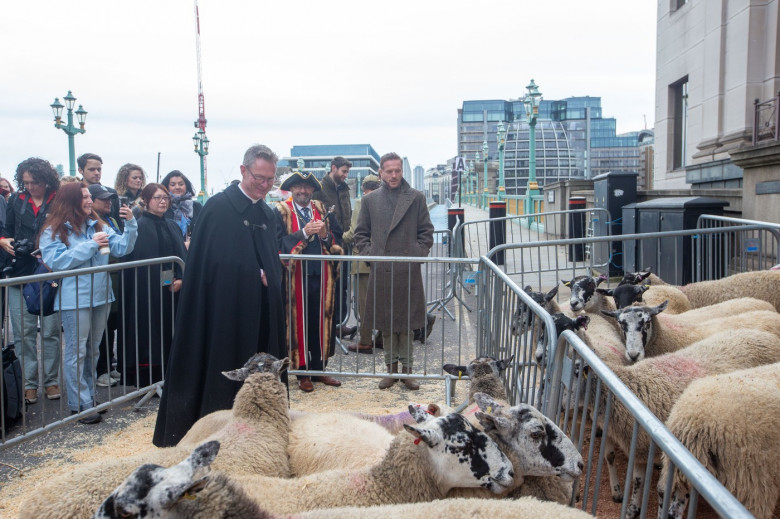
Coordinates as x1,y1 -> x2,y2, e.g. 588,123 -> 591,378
243,144 -> 279,169
379,152 -> 402,168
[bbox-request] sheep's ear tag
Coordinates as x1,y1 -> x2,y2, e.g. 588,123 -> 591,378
457,370 -> 463,380
487,405 -> 493,413
414,437 -> 422,445
182,492 -> 198,501
563,281 -> 571,287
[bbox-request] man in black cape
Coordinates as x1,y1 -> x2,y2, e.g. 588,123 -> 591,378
153,144 -> 286,447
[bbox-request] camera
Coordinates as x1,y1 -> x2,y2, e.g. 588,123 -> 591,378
12,239 -> 36,256
3,238 -> 37,274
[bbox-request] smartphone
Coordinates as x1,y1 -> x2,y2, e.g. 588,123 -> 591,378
118,196 -> 130,208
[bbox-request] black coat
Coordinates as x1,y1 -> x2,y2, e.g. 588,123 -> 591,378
118,212 -> 187,386
153,184 -> 285,447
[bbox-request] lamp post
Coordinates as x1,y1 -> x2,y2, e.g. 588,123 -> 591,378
496,121 -> 506,200
192,129 -> 210,203
474,151 -> 480,206
468,160 -> 475,205
50,91 -> 87,177
482,140 -> 489,209
523,79 -> 542,214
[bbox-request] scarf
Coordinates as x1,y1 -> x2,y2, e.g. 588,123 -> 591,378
170,193 -> 194,237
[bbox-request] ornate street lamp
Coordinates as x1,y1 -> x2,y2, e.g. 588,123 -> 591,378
468,160 -> 476,205
193,129 -> 210,203
473,153 -> 480,206
496,121 -> 507,200
523,79 -> 543,213
50,91 -> 87,176
482,140 -> 489,209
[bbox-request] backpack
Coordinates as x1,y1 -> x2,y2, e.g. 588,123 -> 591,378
2,344 -> 23,432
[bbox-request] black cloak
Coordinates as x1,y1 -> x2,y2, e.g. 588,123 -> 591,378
117,212 -> 187,387
153,184 -> 285,447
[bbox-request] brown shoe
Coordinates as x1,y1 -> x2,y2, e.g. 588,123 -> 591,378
401,366 -> 420,391
45,385 -> 61,400
312,375 -> 342,387
25,389 -> 38,404
298,377 -> 314,392
347,343 -> 373,354
378,363 -> 398,390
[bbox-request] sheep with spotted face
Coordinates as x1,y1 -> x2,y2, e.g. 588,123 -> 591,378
569,330 -> 780,519
657,362 -> 780,519
94,442 -> 591,519
21,354 -> 291,519
563,274 -> 610,313
511,285 -> 560,336
602,301 -> 780,362
443,355 -> 513,402
96,407 -> 515,517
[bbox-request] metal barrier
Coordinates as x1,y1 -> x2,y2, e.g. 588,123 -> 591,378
279,253 -> 479,403
0,257 -> 183,450
453,208 -> 612,278
696,214 -> 780,275
476,254 -> 757,518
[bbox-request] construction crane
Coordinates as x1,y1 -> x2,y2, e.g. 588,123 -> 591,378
193,0 -> 209,202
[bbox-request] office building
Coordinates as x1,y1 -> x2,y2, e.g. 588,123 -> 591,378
283,144 -> 380,182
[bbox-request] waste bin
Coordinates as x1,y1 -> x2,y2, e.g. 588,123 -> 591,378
568,197 -> 586,262
621,203 -> 639,273
489,202 -> 506,265
635,197 -> 728,285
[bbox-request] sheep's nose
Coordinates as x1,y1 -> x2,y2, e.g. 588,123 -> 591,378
628,352 -> 640,362
578,461 -> 584,470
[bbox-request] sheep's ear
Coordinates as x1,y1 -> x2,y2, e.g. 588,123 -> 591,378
190,441 -> 220,469
495,355 -> 514,372
601,309 -> 619,319
403,424 -> 437,447
639,270 -> 652,281
545,285 -> 559,301
474,393 -> 504,413
523,285 -> 534,293
408,404 -> 434,423
596,288 -> 614,297
475,411 -> 511,433
639,284 -> 650,294
222,367 -> 250,381
272,357 -> 290,376
561,279 -> 572,287
168,476 -> 210,507
596,274 -> 608,285
650,300 -> 669,315
427,403 -> 442,416
442,364 -> 467,377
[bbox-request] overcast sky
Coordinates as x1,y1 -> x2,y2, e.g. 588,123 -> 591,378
0,0 -> 656,192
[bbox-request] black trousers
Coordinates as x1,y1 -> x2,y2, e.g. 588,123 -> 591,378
303,274 -> 324,372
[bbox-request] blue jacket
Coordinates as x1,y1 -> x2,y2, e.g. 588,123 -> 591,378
40,217 -> 138,311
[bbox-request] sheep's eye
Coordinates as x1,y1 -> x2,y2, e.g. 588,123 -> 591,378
531,430 -> 545,441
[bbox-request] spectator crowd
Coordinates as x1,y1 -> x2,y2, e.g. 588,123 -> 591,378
1,145 -> 435,435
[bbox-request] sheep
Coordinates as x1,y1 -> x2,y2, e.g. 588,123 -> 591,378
97,407 -> 516,517
511,284 -> 560,335
570,330 -> 780,519
679,269 -> 780,312
535,313 -> 591,366
442,355 -> 514,402
657,362 -> 780,519
618,268 -> 668,286
21,354 -> 291,519
602,301 -> 780,362
562,273 -> 610,313
95,441 -> 591,519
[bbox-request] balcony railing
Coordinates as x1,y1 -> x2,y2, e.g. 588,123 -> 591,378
752,90 -> 780,145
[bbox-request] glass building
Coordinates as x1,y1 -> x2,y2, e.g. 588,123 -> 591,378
283,144 -> 380,181
458,96 -> 643,195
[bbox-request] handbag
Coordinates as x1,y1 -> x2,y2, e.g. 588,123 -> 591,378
23,259 -> 60,316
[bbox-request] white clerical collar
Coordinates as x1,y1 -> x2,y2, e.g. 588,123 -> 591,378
238,183 -> 262,204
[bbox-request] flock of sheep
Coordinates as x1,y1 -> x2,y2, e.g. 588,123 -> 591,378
516,268 -> 780,519
19,352 -> 591,518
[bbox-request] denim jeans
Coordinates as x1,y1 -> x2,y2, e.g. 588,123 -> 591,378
8,285 -> 61,390
60,303 -> 110,412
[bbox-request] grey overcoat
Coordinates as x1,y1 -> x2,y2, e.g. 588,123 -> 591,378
354,179 -> 434,331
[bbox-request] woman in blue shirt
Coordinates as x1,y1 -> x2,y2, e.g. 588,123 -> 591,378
39,182 -> 137,424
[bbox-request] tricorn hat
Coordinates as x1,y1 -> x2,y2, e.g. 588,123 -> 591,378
280,170 -> 321,192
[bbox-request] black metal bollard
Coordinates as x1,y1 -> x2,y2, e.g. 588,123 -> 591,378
568,197 -> 586,262
489,201 -> 506,265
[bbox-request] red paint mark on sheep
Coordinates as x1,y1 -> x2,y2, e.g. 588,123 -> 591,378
229,422 -> 253,435
346,473 -> 368,492
652,355 -> 704,379
657,313 -> 683,331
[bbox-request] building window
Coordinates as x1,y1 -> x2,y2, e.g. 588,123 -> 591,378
671,77 -> 688,170
671,0 -> 686,11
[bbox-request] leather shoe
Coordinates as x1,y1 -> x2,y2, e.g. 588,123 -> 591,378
337,325 -> 357,339
347,343 -> 373,354
71,410 -> 102,425
298,377 -> 314,392
312,375 -> 342,387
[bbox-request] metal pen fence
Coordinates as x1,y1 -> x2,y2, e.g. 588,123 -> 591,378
475,254 -> 757,518
0,257 -> 183,450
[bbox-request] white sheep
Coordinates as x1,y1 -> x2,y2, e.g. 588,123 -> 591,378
94,441 -> 591,519
657,362 -> 780,519
602,301 -> 780,362
679,269 -> 780,312
96,407 -> 515,517
571,330 -> 780,519
21,354 -> 291,519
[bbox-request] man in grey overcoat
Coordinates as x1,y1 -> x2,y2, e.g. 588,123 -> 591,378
354,152 -> 434,390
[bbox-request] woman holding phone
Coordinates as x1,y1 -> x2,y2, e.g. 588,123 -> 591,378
39,182 -> 137,424
118,183 -> 186,388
